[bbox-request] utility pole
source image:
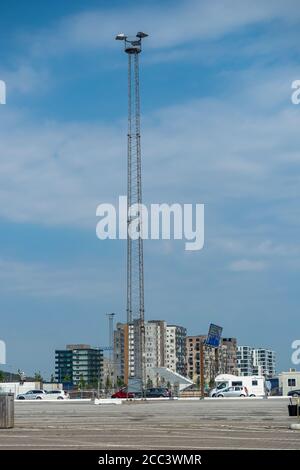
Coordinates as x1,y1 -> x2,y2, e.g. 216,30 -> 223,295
115,32 -> 148,389
107,313 -> 115,363
200,340 -> 205,399
106,313 -> 115,389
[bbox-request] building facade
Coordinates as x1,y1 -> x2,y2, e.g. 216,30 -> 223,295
237,346 -> 253,376
114,323 -> 130,384
114,321 -> 187,384
279,370 -> 300,396
186,336 -> 238,387
252,348 -> 276,377
145,320 -> 166,372
237,346 -> 276,378
222,338 -> 238,375
55,344 -> 103,386
165,325 -> 187,376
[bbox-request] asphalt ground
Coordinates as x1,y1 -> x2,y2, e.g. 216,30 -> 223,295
0,398 -> 299,450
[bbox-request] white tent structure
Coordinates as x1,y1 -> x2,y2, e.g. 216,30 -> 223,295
150,367 -> 194,391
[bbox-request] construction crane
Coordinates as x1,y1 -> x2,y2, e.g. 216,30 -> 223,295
115,32 -> 148,387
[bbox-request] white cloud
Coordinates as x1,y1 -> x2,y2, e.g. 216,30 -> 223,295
1,64 -> 50,95
0,257 -> 114,299
1,67 -> 300,230
229,259 -> 267,272
26,0 -> 300,56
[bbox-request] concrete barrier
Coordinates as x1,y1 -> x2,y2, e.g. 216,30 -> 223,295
15,398 -> 92,403
94,398 -> 122,405
290,423 -> 300,430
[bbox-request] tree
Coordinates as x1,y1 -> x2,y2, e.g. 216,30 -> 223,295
0,370 -> 5,382
78,375 -> 86,390
116,377 -> 124,388
147,377 -> 153,388
105,375 -> 112,391
34,371 -> 43,383
17,369 -> 26,384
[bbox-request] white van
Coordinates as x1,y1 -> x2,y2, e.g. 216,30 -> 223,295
210,374 -> 266,397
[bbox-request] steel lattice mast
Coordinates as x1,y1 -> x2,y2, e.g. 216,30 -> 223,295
116,32 -> 148,384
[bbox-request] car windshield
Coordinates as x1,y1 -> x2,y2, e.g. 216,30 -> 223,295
216,382 -> 227,390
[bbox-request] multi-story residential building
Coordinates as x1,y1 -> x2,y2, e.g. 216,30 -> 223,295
145,320 -> 166,372
114,322 -> 130,384
222,338 -> 238,375
114,321 -> 187,384
252,348 -> 276,378
55,344 -> 103,386
55,348 -> 73,383
237,346 -> 253,376
186,336 -> 238,387
165,325 -> 187,376
237,346 -> 276,378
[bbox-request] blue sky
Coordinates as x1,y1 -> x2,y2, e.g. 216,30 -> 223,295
0,0 -> 300,378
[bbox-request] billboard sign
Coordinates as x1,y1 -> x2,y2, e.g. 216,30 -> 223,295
206,324 -> 223,348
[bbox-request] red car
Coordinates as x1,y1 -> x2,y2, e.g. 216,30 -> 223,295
111,388 -> 135,399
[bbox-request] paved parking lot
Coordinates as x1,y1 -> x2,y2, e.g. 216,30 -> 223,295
0,398 -> 299,449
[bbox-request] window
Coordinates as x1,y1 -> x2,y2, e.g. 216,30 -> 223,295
232,381 -> 243,387
217,382 -> 227,390
288,379 -> 296,387
252,380 -> 258,386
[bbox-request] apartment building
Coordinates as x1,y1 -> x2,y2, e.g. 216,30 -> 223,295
186,336 -> 238,386
114,321 -> 187,384
165,325 -> 187,376
252,348 -> 276,377
237,346 -> 253,376
55,344 -> 103,386
237,346 -> 276,378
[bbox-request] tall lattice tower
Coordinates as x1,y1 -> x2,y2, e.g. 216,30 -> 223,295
115,32 -> 148,385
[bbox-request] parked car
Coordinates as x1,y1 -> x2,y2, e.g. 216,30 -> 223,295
111,388 -> 135,399
215,386 -> 248,397
16,389 -> 47,400
288,389 -> 300,397
111,387 -> 171,399
145,387 -> 171,398
46,390 -> 70,400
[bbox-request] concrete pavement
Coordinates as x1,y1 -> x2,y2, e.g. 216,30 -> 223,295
0,398 -> 299,450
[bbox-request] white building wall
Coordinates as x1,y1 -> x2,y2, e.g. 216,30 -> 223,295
165,326 -> 177,372
279,371 -> 300,396
237,346 -> 276,377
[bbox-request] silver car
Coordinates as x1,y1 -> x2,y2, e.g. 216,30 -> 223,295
216,386 -> 248,397
16,389 -> 47,400
46,390 -> 70,400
